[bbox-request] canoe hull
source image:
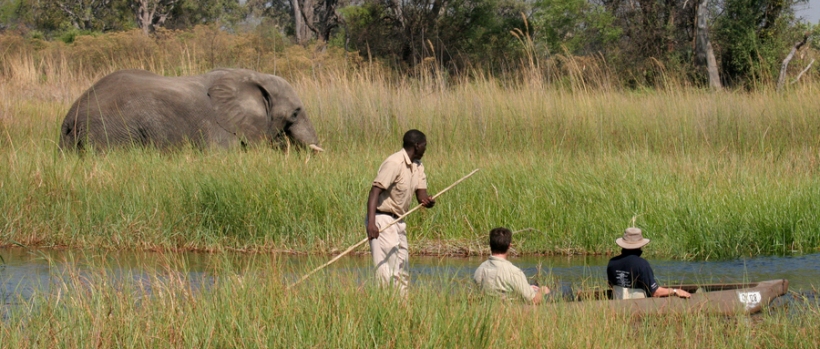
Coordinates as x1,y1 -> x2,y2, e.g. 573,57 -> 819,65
566,279 -> 789,316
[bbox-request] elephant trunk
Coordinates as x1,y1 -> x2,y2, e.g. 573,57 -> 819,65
288,113 -> 323,152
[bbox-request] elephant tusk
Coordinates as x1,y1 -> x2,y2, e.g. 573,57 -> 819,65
309,144 -> 324,152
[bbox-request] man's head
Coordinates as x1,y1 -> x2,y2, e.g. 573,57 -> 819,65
403,129 -> 427,160
489,227 -> 512,254
616,227 -> 650,250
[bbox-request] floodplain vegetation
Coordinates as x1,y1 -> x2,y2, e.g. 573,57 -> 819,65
0,28 -> 819,261
1,29 -> 820,348
1,253 -> 819,348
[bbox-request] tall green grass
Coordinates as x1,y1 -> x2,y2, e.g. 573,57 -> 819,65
1,33 -> 820,258
1,254 -> 818,348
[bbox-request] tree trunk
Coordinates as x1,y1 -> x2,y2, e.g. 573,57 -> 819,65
291,0 -> 313,45
695,0 -> 721,89
302,0 -> 317,41
138,0 -> 154,35
706,42 -> 721,90
291,0 -> 303,44
695,0 -> 707,66
389,0 -> 405,30
316,0 -> 339,42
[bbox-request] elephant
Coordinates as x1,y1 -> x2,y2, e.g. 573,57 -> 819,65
59,68 -> 324,152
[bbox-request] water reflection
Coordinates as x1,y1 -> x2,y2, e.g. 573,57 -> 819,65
361,253 -> 820,291
0,249 -> 215,312
2,248 -> 819,309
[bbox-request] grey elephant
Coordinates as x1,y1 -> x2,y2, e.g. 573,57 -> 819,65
59,68 -> 324,152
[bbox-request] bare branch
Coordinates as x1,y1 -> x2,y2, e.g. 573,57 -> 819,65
777,33 -> 810,92
791,59 -> 815,85
55,2 -> 81,29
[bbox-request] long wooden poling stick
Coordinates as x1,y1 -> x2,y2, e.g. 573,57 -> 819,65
286,169 -> 480,290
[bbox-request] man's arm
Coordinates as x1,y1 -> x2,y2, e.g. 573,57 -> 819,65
529,285 -> 552,305
511,270 -> 549,305
416,189 -> 435,208
605,265 -> 615,288
652,287 -> 691,298
638,262 -> 691,298
366,186 -> 383,240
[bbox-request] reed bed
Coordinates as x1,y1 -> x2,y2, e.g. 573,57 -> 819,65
0,254 -> 818,348
1,31 -> 820,259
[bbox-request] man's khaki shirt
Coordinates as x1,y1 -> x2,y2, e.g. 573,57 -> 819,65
473,256 -> 536,302
372,149 -> 428,216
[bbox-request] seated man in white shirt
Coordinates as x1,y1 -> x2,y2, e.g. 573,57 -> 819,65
473,227 -> 551,304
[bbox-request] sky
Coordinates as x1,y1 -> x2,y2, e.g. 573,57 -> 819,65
795,0 -> 820,23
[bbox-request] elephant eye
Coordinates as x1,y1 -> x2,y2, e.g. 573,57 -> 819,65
291,108 -> 301,120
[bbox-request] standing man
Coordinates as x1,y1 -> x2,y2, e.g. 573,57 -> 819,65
474,227 -> 551,304
366,129 -> 435,295
606,227 -> 692,299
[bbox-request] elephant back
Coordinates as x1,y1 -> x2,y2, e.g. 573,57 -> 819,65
59,70 -> 208,150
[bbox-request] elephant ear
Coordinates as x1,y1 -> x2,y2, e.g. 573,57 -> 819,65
208,71 -> 271,143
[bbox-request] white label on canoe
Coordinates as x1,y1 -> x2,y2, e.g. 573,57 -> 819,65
738,291 -> 762,310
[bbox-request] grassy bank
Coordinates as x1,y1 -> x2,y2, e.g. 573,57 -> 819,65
1,254 -> 818,348
2,35 -> 820,258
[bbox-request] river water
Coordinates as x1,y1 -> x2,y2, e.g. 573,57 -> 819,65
2,248 -> 819,307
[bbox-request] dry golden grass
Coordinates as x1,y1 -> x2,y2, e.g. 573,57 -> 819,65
1,29 -> 819,258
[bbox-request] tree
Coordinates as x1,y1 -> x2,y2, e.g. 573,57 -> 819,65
434,0 -> 531,70
289,0 -> 340,44
0,0 -> 22,30
29,0 -> 131,32
532,0 -> 621,56
164,0 -> 245,30
713,0 -> 800,86
301,0 -> 340,43
131,0 -> 177,34
246,0 -> 340,45
597,0 -> 697,79
245,0 -> 293,30
343,0 -> 532,72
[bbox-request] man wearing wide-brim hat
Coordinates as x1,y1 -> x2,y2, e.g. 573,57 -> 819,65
606,227 -> 691,300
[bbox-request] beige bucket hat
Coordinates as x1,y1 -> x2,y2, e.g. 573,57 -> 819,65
616,227 -> 650,249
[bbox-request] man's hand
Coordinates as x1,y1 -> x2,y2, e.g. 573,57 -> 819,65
531,285 -> 551,295
420,197 -> 436,208
658,287 -> 692,298
417,189 -> 435,208
674,288 -> 692,298
367,221 -> 380,240
531,285 -> 552,305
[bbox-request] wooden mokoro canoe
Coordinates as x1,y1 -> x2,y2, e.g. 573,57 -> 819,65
562,279 -> 789,316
